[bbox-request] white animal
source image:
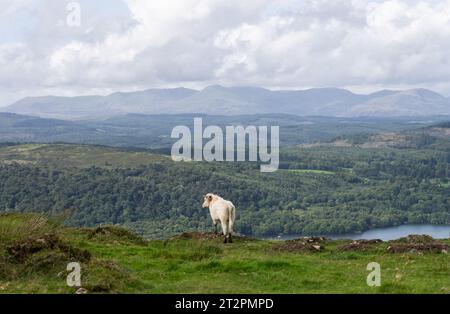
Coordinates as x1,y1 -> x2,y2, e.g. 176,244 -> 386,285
202,193 -> 236,243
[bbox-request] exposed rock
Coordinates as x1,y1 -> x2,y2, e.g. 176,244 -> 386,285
272,237 -> 327,253
169,232 -> 250,241
392,234 -> 435,244
387,243 -> 449,254
170,232 -> 222,240
386,234 -> 449,254
338,239 -> 383,252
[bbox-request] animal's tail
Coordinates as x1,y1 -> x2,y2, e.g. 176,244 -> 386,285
229,204 -> 236,234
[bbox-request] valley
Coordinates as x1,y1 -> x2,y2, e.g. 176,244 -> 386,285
0,136 -> 449,239
0,112 -> 449,239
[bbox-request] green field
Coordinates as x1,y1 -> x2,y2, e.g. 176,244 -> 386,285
0,143 -> 168,168
1,214 -> 449,294
284,169 -> 336,175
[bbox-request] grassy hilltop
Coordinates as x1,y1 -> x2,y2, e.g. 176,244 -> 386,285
1,213 -> 449,294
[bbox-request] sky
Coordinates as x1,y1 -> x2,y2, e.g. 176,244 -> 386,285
1,0 -> 450,106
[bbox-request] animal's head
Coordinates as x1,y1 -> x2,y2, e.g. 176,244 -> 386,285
202,193 -> 216,208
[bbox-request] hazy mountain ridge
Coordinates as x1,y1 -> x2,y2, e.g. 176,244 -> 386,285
3,86 -> 450,119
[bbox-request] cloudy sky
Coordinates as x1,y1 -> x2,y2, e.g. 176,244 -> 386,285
1,0 -> 450,106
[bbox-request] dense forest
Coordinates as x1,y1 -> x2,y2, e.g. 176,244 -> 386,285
1,113 -> 447,149
0,141 -> 449,238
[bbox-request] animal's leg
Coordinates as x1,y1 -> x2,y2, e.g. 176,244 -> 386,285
222,222 -> 229,244
229,206 -> 235,234
213,221 -> 218,234
228,209 -> 235,243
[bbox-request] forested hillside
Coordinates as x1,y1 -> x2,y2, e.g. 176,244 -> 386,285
0,143 -> 449,238
0,113 -> 446,149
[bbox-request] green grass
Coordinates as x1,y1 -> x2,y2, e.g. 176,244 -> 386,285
1,214 -> 449,294
0,144 -> 168,168
283,169 -> 336,175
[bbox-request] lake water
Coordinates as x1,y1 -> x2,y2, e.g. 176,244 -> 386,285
269,224 -> 450,241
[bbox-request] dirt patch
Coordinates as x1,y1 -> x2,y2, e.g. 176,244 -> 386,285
170,232 -> 223,240
387,243 -> 449,254
387,235 -> 449,254
6,233 -> 91,263
87,226 -> 147,245
391,234 -> 435,244
272,237 -> 327,253
361,133 -> 414,149
428,127 -> 450,138
169,232 -> 251,241
338,239 -> 383,252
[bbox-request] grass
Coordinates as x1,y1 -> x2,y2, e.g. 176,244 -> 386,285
1,213 -> 449,294
0,144 -> 168,168
283,169 -> 336,175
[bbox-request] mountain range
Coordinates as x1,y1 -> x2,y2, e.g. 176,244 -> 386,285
2,86 -> 450,119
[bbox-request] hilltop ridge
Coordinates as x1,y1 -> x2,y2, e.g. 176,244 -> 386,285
3,86 -> 450,119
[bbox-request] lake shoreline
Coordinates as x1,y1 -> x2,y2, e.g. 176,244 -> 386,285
263,224 -> 450,241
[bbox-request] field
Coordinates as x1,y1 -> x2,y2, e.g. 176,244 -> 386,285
1,214 -> 449,294
283,169 -> 336,175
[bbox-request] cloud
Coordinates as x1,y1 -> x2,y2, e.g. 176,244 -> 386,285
1,0 -> 450,105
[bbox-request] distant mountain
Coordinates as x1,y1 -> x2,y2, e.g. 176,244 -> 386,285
3,86 -> 450,119
4,88 -> 197,119
345,89 -> 450,117
0,112 -> 76,128
0,112 -> 91,142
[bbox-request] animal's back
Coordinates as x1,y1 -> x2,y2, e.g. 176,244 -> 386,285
211,199 -> 232,218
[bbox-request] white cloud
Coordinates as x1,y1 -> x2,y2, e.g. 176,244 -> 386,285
1,0 -> 450,106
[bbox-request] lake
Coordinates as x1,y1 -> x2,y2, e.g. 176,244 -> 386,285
269,224 -> 450,241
